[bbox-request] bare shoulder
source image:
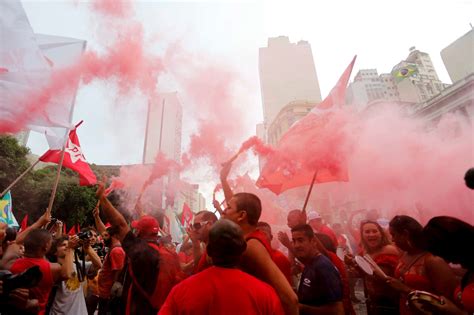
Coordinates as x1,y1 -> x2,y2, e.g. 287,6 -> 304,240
382,245 -> 400,256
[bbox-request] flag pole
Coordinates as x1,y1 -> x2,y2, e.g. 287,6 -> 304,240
1,159 -> 40,198
46,134 -> 69,214
302,170 -> 318,215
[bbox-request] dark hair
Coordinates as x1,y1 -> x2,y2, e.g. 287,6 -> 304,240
234,193 -> 261,226
47,236 -> 69,262
106,225 -> 120,238
315,233 -> 336,253
389,215 -> 425,250
360,220 -> 391,254
24,229 -> 52,254
207,219 -> 247,267
465,167 -> 474,189
195,210 -> 218,223
423,216 -> 474,270
291,224 -> 314,239
81,227 -> 97,235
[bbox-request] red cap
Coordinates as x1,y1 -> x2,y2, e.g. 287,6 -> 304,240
131,215 -> 159,235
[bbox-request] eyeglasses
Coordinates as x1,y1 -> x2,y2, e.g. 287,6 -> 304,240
192,221 -> 210,230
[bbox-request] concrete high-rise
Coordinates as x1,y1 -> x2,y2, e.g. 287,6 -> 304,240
143,92 -> 182,164
441,28 -> 474,83
392,48 -> 446,103
258,36 -> 322,139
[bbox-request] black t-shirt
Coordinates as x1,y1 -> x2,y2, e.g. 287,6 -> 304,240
298,254 -> 343,306
122,231 -> 160,314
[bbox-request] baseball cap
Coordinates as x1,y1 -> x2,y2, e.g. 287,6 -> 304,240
131,215 -> 159,234
307,211 -> 322,221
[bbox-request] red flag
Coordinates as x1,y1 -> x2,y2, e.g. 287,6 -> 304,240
63,223 -> 67,235
67,225 -> 76,236
76,224 -> 81,233
20,214 -> 28,232
39,121 -> 97,186
257,56 -> 357,195
181,203 -> 194,227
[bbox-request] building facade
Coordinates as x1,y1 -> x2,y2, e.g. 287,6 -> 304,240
441,28 -> 474,84
266,100 -> 315,146
143,92 -> 182,164
258,36 -> 322,140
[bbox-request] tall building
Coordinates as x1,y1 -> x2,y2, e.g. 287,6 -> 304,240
177,183 -> 206,214
393,48 -> 446,103
258,36 -> 322,140
143,92 -> 182,164
441,28 -> 474,83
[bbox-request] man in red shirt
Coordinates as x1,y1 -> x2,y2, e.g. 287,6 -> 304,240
186,210 -> 217,273
10,228 -> 74,315
256,221 -> 293,286
97,225 -> 126,315
307,211 -> 338,248
220,161 -> 298,315
159,219 -> 284,315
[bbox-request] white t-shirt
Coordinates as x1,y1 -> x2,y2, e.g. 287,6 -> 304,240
50,261 -> 92,315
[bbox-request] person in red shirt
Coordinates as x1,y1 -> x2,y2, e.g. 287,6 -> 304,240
307,211 -> 338,248
97,182 -> 182,314
159,219 -> 284,315
422,216 -> 474,315
10,228 -> 75,315
220,161 -> 298,315
186,210 -> 217,274
97,225 -> 126,315
256,221 -> 293,286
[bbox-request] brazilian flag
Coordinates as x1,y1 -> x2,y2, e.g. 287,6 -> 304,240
0,191 -> 19,227
393,63 -> 418,82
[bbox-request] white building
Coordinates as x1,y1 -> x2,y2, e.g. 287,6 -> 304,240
143,92 -> 182,164
441,28 -> 474,84
346,70 -> 400,110
258,36 -> 322,140
393,48 -> 446,104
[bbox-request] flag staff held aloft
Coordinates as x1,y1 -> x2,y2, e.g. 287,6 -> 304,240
0,159 -> 40,198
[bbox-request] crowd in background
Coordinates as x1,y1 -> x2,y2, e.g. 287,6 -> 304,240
0,166 -> 473,315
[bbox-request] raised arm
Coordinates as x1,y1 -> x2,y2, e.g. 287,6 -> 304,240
220,161 -> 234,203
96,181 -> 130,241
15,210 -> 51,244
92,202 -> 107,235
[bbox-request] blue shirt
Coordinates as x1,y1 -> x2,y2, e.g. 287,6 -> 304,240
298,254 -> 343,306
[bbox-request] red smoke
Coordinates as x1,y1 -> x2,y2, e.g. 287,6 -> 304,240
91,0 -> 132,17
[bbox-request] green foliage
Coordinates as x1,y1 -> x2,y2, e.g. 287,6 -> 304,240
0,135 -> 99,228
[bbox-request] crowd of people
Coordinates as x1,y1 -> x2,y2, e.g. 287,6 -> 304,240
0,165 -> 473,315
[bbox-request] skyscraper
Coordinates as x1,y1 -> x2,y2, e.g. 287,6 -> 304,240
143,92 -> 182,164
441,28 -> 474,83
258,36 -> 322,140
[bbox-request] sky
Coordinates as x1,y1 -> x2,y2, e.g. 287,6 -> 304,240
21,0 -> 473,199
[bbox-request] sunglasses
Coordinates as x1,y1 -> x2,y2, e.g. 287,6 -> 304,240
192,221 -> 210,230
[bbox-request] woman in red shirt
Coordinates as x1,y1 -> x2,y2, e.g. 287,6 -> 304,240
387,215 -> 458,315
346,220 -> 400,315
422,216 -> 474,315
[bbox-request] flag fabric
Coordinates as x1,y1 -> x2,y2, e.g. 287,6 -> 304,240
63,222 -> 67,235
0,191 -> 19,227
20,214 -> 28,231
39,121 -> 97,186
392,63 -> 418,82
257,56 -> 357,195
181,203 -> 194,228
67,225 -> 77,236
